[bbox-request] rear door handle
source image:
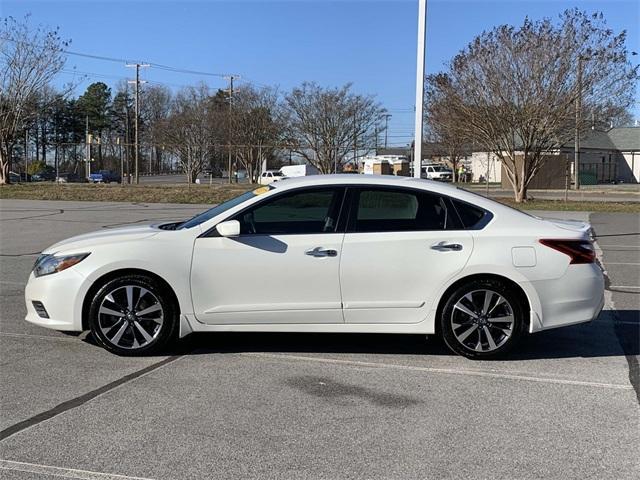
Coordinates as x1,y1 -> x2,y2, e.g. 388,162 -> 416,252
431,242 -> 463,251
305,247 -> 338,258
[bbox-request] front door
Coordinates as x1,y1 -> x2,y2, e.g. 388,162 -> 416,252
191,186 -> 346,325
340,187 -> 473,324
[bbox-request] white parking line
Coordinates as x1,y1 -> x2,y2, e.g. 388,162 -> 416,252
241,352 -> 633,391
0,459 -> 157,480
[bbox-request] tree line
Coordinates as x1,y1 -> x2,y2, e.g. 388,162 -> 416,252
2,11 -> 638,201
0,16 -> 388,184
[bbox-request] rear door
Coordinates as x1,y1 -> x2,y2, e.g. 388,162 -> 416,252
339,186 -> 473,324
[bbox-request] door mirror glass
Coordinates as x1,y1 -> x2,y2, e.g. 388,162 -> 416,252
216,220 -> 240,237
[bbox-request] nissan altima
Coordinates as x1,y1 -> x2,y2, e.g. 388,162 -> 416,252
25,175 -> 604,359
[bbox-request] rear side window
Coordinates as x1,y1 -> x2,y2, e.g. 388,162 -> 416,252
452,199 -> 492,229
351,188 -> 462,232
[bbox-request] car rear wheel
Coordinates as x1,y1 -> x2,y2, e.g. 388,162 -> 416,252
440,278 -> 527,359
88,274 -> 177,356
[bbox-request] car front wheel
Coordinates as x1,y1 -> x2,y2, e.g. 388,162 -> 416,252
88,274 -> 177,356
440,278 -> 527,359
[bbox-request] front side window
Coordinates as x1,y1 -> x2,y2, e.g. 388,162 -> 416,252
352,188 -> 461,232
235,188 -> 342,235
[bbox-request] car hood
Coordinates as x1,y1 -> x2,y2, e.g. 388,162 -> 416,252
44,224 -> 160,254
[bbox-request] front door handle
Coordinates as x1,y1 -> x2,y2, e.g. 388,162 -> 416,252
431,242 -> 463,251
305,247 -> 338,258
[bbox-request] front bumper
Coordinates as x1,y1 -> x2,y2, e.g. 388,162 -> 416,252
24,268 -> 86,331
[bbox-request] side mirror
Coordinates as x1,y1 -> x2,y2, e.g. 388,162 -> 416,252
215,220 -> 240,237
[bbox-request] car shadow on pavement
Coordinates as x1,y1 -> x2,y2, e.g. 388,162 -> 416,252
130,309 -> 639,360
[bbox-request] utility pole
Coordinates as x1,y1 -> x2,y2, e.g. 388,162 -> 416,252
24,129 -> 29,181
374,124 -> 378,154
85,115 -> 90,180
383,114 -> 392,149
413,0 -> 427,178
224,75 -> 240,184
574,56 -> 584,190
126,63 -> 149,184
118,137 -> 124,186
352,109 -> 357,172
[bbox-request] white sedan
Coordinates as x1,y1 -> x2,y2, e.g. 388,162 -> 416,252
25,175 -> 604,359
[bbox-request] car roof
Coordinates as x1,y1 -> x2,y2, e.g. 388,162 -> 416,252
270,174 -> 515,215
272,173 -> 445,190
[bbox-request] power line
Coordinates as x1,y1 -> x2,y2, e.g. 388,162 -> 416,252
0,35 -> 230,78
59,68 -> 217,90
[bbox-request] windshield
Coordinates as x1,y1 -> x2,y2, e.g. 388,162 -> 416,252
273,171 -> 284,176
177,188 -> 269,229
431,166 -> 448,172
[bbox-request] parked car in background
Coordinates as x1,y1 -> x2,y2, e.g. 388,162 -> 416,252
258,170 -> 286,185
56,173 -> 85,183
9,171 -> 21,182
25,175 -> 604,359
422,164 -> 453,181
280,164 -> 319,178
32,170 -> 56,182
89,170 -> 121,184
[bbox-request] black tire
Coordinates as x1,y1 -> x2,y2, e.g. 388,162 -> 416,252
440,278 -> 527,359
88,274 -> 178,356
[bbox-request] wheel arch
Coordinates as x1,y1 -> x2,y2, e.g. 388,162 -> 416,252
434,273 -> 532,338
81,268 -> 181,331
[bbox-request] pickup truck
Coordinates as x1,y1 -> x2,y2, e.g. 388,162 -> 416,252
422,164 -> 453,182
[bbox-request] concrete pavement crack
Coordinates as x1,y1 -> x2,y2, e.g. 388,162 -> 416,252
0,354 -> 185,442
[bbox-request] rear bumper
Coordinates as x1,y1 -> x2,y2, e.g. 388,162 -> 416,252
528,263 -> 605,331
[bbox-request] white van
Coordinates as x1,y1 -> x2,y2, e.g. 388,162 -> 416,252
279,164 -> 319,178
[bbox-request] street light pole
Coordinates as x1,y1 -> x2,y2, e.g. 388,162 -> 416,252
413,0 -> 427,178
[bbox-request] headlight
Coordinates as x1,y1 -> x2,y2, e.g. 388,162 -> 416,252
33,253 -> 90,278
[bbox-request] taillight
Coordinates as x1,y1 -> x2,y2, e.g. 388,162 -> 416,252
539,239 -> 596,264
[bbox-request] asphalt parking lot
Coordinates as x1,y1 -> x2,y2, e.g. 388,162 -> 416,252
0,199 -> 638,480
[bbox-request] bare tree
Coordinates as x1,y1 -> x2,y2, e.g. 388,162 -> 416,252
284,82 -> 386,173
158,84 -> 218,183
0,16 -> 68,183
232,85 -> 283,182
424,77 -> 471,182
427,10 -> 638,201
142,84 -> 172,174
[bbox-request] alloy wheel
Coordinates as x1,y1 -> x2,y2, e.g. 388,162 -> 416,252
97,285 -> 164,349
450,289 -> 515,353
